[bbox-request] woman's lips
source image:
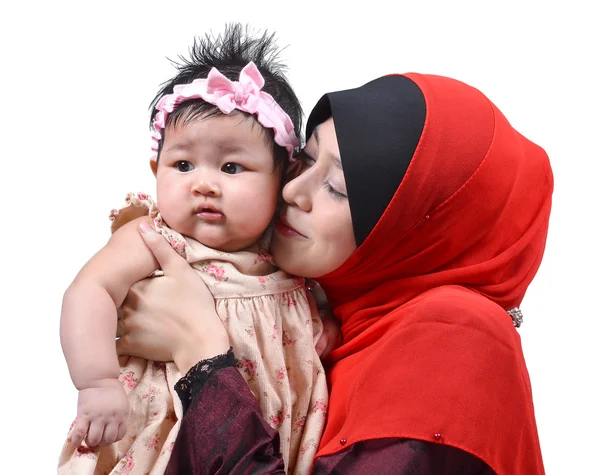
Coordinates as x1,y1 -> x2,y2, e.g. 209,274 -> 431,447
274,219 -> 306,238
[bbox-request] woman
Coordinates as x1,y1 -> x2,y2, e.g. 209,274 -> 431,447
118,72 -> 552,474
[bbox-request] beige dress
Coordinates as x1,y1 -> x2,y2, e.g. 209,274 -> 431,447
58,193 -> 328,475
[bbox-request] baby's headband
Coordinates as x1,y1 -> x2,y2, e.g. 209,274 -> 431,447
151,61 -> 299,159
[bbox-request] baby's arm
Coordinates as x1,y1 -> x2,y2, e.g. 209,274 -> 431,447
60,217 -> 159,447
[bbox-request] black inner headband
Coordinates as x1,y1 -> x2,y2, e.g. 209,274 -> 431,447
306,75 -> 426,246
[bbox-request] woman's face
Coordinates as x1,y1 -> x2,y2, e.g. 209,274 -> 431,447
271,118 -> 357,277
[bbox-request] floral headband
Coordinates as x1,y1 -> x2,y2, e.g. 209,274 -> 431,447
151,61 -> 299,159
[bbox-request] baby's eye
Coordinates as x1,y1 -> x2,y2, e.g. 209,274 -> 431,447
176,161 -> 194,172
222,163 -> 245,174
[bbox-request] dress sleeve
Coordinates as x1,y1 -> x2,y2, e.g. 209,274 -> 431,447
167,353 -> 286,474
169,353 -> 495,475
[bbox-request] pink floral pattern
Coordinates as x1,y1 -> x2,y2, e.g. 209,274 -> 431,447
75,445 -> 95,458
293,415 -> 306,433
60,193 -> 327,475
142,385 -> 159,403
313,398 -> 328,415
236,357 -> 258,381
282,329 -> 296,346
276,366 -> 288,384
284,294 -> 297,307
269,407 -> 290,429
168,235 -> 187,255
145,434 -> 160,451
202,264 -> 227,282
120,453 -> 135,473
120,370 -> 139,390
166,409 -> 178,423
255,252 -> 275,264
299,438 -> 318,456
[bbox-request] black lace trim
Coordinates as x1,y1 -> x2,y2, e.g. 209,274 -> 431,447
174,347 -> 235,414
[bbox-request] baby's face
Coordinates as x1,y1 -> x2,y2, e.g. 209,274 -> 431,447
153,113 -> 281,252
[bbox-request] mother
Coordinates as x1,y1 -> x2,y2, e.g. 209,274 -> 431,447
119,72 -> 552,474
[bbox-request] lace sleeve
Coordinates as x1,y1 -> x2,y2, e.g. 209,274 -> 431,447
174,347 -> 236,414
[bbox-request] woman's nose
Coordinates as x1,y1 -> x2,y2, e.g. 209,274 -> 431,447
282,171 -> 311,211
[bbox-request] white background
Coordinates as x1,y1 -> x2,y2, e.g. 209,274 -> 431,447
1,1 -> 598,473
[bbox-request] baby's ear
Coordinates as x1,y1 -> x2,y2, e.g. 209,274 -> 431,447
149,158 -> 158,177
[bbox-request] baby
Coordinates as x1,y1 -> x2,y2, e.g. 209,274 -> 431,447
58,25 -> 327,475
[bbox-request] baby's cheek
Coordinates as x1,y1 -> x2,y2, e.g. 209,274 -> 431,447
154,192 -> 182,229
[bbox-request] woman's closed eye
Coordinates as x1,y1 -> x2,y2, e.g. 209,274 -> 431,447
324,182 -> 347,200
296,149 -> 347,199
221,162 -> 245,174
175,160 -> 194,172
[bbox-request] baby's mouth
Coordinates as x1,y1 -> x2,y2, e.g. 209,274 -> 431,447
195,205 -> 225,221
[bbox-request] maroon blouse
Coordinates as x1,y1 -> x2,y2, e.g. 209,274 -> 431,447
166,353 -> 494,474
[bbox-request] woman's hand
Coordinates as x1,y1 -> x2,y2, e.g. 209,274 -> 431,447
315,309 -> 342,359
116,222 -> 230,373
309,281 -> 342,360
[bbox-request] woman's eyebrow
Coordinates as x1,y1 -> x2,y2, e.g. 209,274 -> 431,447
312,126 -> 341,168
327,152 -> 343,169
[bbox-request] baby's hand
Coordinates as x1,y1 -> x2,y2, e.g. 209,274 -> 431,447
71,378 -> 129,448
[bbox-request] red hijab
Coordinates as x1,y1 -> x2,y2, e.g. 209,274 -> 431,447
310,73 -> 552,474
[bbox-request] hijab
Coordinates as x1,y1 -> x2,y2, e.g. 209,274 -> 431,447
309,73 -> 552,474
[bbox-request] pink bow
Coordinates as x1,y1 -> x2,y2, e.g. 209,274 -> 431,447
205,63 -> 264,114
151,62 -> 298,158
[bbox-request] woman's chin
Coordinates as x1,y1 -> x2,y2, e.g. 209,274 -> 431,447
271,237 -> 309,277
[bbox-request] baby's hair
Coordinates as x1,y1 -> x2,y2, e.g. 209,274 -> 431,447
150,23 -> 302,171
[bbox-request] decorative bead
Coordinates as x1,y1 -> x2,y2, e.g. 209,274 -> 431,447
434,433 -> 441,441
340,438 -> 347,445
507,307 -> 524,328
425,215 -> 431,220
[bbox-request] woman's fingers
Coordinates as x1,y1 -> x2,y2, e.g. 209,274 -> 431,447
116,335 -> 136,357
316,310 -> 342,359
138,223 -> 188,274
116,311 -> 124,338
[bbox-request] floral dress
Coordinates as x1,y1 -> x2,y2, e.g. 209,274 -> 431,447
58,193 -> 328,475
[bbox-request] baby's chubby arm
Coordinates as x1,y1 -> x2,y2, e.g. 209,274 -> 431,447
60,216 -> 159,446
61,216 -> 159,388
